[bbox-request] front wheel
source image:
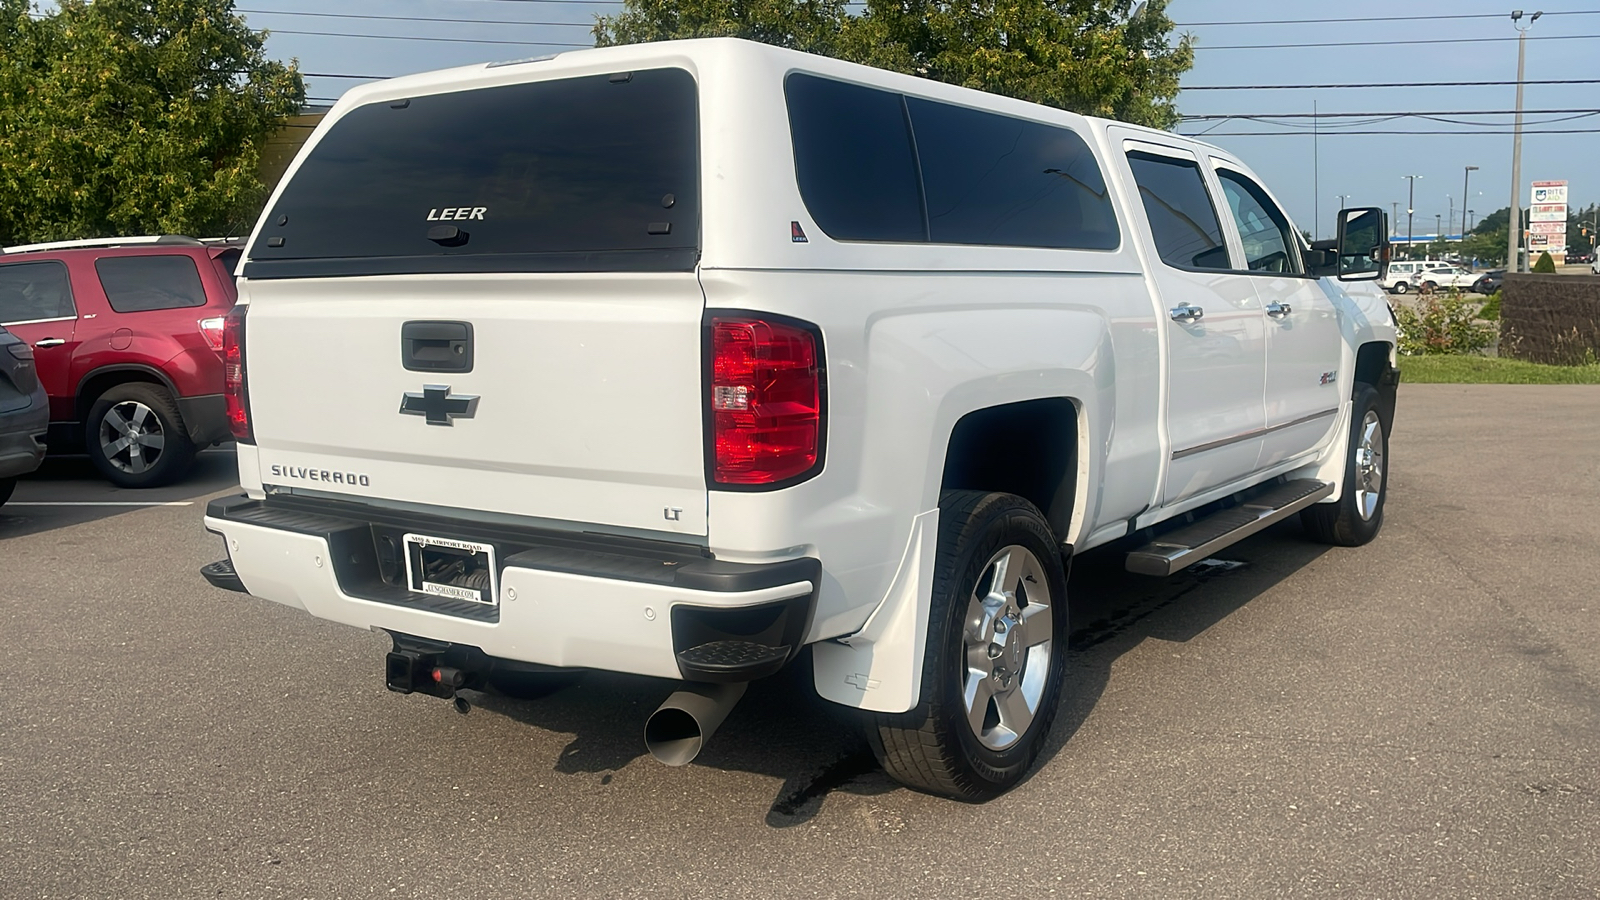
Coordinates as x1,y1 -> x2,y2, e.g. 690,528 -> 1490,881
85,383 -> 197,488
1392,281 -> 1410,295
864,491 -> 1068,802
1302,384 -> 1388,546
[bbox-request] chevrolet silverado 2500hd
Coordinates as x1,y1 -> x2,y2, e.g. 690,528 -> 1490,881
201,38 -> 1398,801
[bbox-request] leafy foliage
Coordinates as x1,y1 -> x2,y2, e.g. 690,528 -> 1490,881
1531,251 -> 1556,273
1478,290 -> 1501,321
1393,289 -> 1497,356
595,0 -> 1194,129
0,0 -> 303,244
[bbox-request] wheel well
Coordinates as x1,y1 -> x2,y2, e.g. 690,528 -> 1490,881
1353,342 -> 1398,434
75,368 -> 171,423
940,398 -> 1078,542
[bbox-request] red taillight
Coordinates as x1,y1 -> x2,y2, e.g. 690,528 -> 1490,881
709,316 -> 822,485
198,316 -> 226,352
223,305 -> 252,443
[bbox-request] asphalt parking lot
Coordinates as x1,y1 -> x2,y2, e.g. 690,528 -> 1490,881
3,384 -> 1598,899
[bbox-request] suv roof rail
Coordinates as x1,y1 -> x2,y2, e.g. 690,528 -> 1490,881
0,234 -> 203,255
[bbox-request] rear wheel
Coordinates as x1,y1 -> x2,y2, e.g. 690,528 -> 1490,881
864,490 -> 1068,802
1392,281 -> 1410,295
85,383 -> 197,488
1302,384 -> 1388,546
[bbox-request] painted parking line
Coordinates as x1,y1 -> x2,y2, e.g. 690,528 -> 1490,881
6,501 -> 195,507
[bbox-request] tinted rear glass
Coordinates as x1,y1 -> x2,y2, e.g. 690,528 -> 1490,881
785,74 -> 926,243
246,68 -> 699,278
907,98 -> 1118,250
95,255 -> 209,312
1126,151 -> 1230,270
0,261 -> 75,324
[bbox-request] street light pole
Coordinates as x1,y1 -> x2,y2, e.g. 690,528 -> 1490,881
1391,202 -> 1400,238
1462,165 -> 1479,240
1403,174 -> 1422,258
1508,10 -> 1541,272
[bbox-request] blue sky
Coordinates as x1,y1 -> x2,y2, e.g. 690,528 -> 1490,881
246,0 -> 1600,242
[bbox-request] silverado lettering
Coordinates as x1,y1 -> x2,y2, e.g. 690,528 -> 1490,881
268,464 -> 371,487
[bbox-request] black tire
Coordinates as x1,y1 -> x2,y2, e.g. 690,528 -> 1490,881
85,383 -> 197,488
0,477 -> 15,508
1302,384 -> 1388,546
486,666 -> 581,700
864,490 -> 1068,802
1392,281 -> 1410,295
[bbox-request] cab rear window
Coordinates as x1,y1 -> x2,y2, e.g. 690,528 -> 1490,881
245,68 -> 699,279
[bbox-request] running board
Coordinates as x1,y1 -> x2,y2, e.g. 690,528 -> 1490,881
1126,479 -> 1335,577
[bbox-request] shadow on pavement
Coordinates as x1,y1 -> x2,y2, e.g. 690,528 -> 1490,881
465,520 -> 1331,826
0,448 -> 238,540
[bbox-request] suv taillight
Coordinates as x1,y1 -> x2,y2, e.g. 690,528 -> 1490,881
198,316 -> 226,352
709,315 -> 822,486
222,305 -> 252,443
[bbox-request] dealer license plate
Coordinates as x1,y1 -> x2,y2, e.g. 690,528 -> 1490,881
402,533 -> 498,605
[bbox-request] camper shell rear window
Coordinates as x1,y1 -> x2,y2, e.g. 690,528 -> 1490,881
243,68 -> 699,279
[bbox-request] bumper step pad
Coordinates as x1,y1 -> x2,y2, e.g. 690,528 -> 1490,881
1126,479 -> 1334,577
200,559 -> 247,593
676,640 -> 791,682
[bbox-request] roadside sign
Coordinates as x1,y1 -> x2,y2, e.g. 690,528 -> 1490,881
1529,234 -> 1551,248
1532,180 -> 1569,204
1530,203 -> 1567,222
1529,221 -> 1568,235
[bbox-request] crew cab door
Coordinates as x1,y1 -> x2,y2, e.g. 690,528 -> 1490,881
1113,134 -> 1267,505
1209,161 -> 1343,467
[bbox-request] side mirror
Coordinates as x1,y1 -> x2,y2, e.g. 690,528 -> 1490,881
1333,207 -> 1388,282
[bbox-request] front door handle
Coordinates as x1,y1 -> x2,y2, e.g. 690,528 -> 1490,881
1265,302 -> 1292,319
34,338 -> 65,348
1169,304 -> 1204,324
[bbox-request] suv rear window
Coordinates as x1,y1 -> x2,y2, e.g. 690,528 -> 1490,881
245,68 -> 699,279
95,255 -> 209,312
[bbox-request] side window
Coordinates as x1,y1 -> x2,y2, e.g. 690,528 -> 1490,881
0,260 -> 76,324
905,98 -> 1119,250
94,255 -> 209,313
1126,151 -> 1230,270
785,74 -> 925,242
1216,169 -> 1302,275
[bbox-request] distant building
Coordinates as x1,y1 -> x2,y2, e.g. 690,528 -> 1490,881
259,106 -> 331,192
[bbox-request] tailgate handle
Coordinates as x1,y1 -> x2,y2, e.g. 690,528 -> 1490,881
401,321 -> 474,373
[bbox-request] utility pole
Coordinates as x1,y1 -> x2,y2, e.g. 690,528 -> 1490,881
1403,175 -> 1422,259
1313,98 -> 1320,241
1509,10 -> 1541,272
1447,196 -> 1454,241
1462,165 -> 1479,240
1436,214 -> 1443,256
1391,202 -> 1400,238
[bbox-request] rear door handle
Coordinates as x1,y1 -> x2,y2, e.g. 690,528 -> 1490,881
1169,304 -> 1204,323
1265,302 -> 1292,318
34,338 -> 65,348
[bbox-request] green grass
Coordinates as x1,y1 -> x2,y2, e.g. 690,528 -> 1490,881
1400,355 -> 1600,384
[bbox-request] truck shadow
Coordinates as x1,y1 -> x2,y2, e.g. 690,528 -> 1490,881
470,520 -> 1331,826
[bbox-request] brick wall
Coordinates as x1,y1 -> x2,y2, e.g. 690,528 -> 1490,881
1500,273 -> 1600,365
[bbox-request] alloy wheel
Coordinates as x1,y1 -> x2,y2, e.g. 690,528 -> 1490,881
99,400 -> 166,476
960,544 -> 1055,751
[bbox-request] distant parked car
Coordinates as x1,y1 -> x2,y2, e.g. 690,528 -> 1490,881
1470,269 -> 1506,294
1384,261 -> 1470,293
0,324 -> 48,508
0,235 -> 240,487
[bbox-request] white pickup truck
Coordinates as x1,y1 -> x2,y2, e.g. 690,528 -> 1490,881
201,38 -> 1399,801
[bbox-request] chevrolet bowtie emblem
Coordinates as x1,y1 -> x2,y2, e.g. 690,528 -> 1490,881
399,384 -> 479,426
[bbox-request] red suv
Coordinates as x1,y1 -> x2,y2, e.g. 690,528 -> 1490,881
0,235 -> 240,487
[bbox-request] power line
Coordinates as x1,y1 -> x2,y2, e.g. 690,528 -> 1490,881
240,8 -> 593,27
268,28 -> 590,47
1175,10 -> 1600,27
1183,78 -> 1600,90
1193,33 -> 1600,51
1182,108 -> 1600,120
1182,128 -> 1600,136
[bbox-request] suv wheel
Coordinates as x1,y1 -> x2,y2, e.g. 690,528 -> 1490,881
1302,384 -> 1387,546
85,383 -> 197,488
1392,281 -> 1410,294
864,490 -> 1068,801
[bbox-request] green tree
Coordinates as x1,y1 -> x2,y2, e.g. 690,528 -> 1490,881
1532,250 -> 1556,273
595,0 -> 1194,129
0,0 -> 304,245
